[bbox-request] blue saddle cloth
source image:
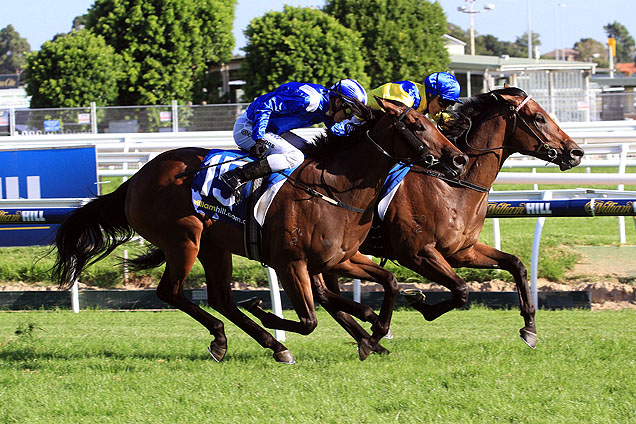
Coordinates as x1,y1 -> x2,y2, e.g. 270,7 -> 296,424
191,149 -> 293,228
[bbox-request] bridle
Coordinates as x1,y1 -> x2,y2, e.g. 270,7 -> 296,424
364,106 -> 437,168
461,93 -> 558,162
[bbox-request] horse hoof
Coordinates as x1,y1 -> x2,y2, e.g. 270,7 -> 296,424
383,328 -> 394,340
273,349 -> 295,364
373,344 -> 391,356
520,328 -> 537,349
237,297 -> 262,312
400,289 -> 425,305
207,343 -> 227,362
357,339 -> 372,361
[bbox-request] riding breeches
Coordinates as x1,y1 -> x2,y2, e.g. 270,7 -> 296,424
233,112 -> 306,172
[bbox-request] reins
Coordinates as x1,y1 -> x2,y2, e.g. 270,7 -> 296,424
364,106 -> 437,167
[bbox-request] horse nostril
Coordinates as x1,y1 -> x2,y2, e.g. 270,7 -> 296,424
453,154 -> 468,168
570,148 -> 584,159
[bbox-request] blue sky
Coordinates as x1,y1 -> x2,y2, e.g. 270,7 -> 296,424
0,0 -> 632,56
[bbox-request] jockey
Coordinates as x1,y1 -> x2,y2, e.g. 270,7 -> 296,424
220,79 -> 368,196
367,72 -> 462,128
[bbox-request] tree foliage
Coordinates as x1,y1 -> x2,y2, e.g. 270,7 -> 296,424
85,0 -> 235,105
324,0 -> 449,87
574,38 -> 609,68
240,6 -> 368,100
0,25 -> 31,75
23,29 -> 122,108
604,21 -> 635,63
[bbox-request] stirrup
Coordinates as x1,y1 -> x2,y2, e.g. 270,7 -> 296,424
219,171 -> 244,199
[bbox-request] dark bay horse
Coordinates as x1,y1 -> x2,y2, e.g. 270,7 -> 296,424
52,98 -> 467,363
320,87 -> 584,349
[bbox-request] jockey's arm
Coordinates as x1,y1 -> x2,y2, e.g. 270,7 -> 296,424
249,89 -> 312,141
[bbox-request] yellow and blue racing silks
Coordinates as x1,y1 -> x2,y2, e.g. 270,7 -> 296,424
368,80 -> 427,114
368,80 -> 450,125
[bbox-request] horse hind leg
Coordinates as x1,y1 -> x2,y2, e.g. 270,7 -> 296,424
154,240 -> 228,360
197,240 -> 294,364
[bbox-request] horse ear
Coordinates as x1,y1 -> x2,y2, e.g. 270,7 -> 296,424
374,96 -> 408,116
349,96 -> 374,122
504,82 -> 510,89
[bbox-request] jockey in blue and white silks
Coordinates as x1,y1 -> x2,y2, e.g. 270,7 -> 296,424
221,79 -> 368,196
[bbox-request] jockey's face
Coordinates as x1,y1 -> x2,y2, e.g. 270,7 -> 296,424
329,98 -> 351,122
429,96 -> 455,116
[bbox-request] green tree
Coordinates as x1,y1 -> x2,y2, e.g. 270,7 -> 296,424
574,38 -> 609,68
85,0 -> 235,105
0,25 -> 31,76
604,21 -> 635,63
240,6 -> 368,100
325,0 -> 449,87
509,32 -> 541,58
23,29 -> 122,108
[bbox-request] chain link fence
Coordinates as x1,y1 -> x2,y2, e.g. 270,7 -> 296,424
0,102 -> 249,136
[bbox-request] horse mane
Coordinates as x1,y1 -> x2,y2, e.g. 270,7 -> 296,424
457,87 -> 527,119
441,87 -> 528,142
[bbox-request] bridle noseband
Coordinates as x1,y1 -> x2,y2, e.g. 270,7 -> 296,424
364,106 -> 436,167
462,93 -> 558,162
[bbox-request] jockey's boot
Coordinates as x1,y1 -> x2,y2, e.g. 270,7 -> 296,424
220,158 -> 272,198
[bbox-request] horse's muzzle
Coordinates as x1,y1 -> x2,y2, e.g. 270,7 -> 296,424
559,147 -> 584,170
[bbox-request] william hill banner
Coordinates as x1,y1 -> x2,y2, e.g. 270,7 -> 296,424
486,199 -> 636,218
0,74 -> 19,89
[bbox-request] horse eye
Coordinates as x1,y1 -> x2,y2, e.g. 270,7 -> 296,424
535,114 -> 546,124
415,124 -> 425,132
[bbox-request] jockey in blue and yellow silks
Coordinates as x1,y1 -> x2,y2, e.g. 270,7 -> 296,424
367,72 -> 462,127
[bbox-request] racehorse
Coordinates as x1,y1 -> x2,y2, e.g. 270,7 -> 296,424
319,87 -> 584,349
51,97 -> 467,363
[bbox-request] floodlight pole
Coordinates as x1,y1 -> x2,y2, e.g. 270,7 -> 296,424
457,1 -> 495,56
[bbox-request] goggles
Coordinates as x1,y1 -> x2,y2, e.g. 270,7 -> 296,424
438,97 -> 456,109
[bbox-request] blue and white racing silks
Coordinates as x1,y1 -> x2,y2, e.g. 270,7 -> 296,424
245,82 -> 347,141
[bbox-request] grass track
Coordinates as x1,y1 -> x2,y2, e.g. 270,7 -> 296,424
1,308 -> 634,423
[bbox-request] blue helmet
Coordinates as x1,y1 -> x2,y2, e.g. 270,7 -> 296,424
424,72 -> 462,104
330,79 -> 367,105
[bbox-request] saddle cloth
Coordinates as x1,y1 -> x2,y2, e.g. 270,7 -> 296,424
191,149 -> 295,228
377,163 -> 411,220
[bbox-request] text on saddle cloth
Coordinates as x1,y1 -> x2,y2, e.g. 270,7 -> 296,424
191,149 -> 295,228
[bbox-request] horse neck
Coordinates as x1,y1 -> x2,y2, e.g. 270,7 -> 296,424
460,116 -> 512,190
317,134 -> 402,208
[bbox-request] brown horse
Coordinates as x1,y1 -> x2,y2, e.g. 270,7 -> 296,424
319,87 -> 584,349
52,98 -> 467,363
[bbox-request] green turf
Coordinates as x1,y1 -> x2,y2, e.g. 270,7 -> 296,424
0,308 -> 634,423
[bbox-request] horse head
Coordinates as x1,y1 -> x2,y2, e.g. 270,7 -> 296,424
372,97 -> 467,177
494,89 -> 584,170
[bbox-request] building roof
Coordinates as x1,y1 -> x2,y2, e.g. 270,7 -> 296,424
449,54 -> 597,73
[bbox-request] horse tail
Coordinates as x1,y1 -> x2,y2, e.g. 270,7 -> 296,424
52,180 -> 134,289
127,247 -> 166,271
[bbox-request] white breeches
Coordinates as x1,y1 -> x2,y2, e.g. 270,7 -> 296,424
233,112 -> 306,172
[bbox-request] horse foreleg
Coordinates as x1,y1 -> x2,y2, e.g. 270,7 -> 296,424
325,253 -> 397,360
244,261 -> 318,336
399,246 -> 469,321
313,274 -> 390,357
197,242 -> 294,363
451,242 -> 537,348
